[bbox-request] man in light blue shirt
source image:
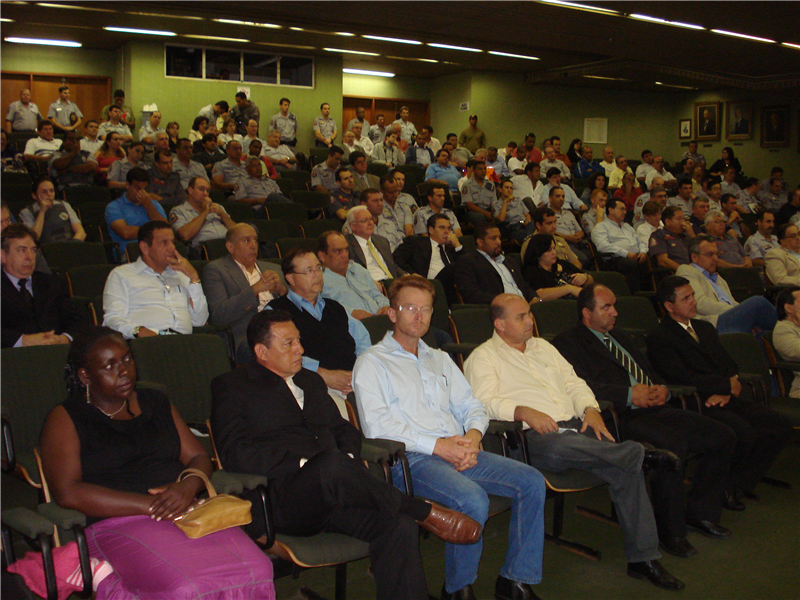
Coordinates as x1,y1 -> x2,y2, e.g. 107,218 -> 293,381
353,275 -> 546,600
105,167 -> 168,257
544,168 -> 587,212
318,230 -> 389,319
592,197 -> 649,293
485,146 -> 510,178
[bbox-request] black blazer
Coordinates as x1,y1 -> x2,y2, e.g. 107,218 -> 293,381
1,270 -> 84,348
453,250 -> 535,304
210,363 -> 361,490
646,316 -> 738,398
393,235 -> 457,276
552,324 -> 665,414
345,233 -> 401,278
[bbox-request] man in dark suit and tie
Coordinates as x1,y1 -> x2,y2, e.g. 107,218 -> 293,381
345,205 -> 402,283
552,283 -> 737,558
202,222 -> 286,361
732,108 -> 749,135
1,223 -> 84,347
701,108 -> 716,136
453,222 -> 538,305
647,276 -> 793,506
210,310 -> 481,600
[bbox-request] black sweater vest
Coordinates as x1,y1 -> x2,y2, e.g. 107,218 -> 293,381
269,295 -> 356,370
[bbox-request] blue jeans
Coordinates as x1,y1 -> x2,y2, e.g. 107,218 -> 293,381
716,295 -> 777,336
391,451 -> 546,593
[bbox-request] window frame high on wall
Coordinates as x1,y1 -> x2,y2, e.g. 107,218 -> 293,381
163,43 -> 315,89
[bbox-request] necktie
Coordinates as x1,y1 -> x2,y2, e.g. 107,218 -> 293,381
17,278 -> 34,309
439,244 -> 450,265
367,238 -> 392,279
686,326 -> 700,343
603,334 -> 652,386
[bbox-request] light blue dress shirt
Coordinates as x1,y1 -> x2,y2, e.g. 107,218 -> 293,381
353,331 -> 489,455
425,163 -> 461,192
321,261 -> 389,316
591,219 -> 648,257
690,263 -> 733,305
477,250 -> 523,296
277,289 -> 371,372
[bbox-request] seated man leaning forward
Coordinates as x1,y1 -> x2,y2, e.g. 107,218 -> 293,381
105,166 -> 168,257
103,221 -> 208,339
202,223 -> 286,362
170,176 -> 236,249
354,275 -> 548,600
210,309 -> 481,600
234,156 -> 291,214
465,294 -> 684,591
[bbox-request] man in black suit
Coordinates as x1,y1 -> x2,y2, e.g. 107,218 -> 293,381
453,222 -> 538,305
1,223 -> 84,347
552,283 -> 737,558
647,276 -> 793,504
394,214 -> 461,278
732,107 -> 749,135
344,205 -> 402,283
210,310 -> 480,600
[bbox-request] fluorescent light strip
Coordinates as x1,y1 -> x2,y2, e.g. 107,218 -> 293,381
655,81 -> 697,90
343,68 -> 395,78
214,19 -> 281,29
37,2 -> 116,11
290,27 -> 304,31
335,32 -> 355,36
256,42 -> 316,50
630,14 -> 704,30
5,36 -> 81,47
584,75 -> 629,81
386,55 -> 439,63
711,29 -> 775,44
324,47 -> 380,56
782,42 -> 800,50
363,34 -> 422,45
105,26 -> 176,36
128,11 -> 204,20
184,35 -> 249,43
488,50 -> 539,60
540,1 -> 620,15
0,18 -> 14,22
428,42 -> 482,53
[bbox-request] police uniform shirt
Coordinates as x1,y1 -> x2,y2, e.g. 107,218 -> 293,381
47,100 -> 83,128
648,229 -> 690,265
313,116 -> 336,140
169,201 -> 229,247
744,231 -> 778,261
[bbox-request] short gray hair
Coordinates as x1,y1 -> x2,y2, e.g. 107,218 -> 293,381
688,234 -> 716,256
704,209 -> 724,225
346,205 -> 370,226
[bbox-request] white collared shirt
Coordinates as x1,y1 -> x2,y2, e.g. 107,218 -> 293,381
355,235 -> 391,281
235,259 -> 275,311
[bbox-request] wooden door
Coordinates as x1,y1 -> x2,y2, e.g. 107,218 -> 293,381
1,73 -> 33,120
31,75 -> 110,125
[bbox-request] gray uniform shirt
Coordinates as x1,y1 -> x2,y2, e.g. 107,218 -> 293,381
269,112 -> 298,144
47,100 -> 82,127
6,101 -> 41,131
313,116 -> 336,139
169,201 -> 230,247
461,179 -> 496,210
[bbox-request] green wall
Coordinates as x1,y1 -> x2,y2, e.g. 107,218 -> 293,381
343,73 -> 431,101
124,42 -> 342,152
1,43 -> 121,87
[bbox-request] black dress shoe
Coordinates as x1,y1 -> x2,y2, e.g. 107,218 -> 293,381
660,536 -> 698,558
642,448 -> 681,472
628,560 -> 685,591
495,575 -> 541,600
723,489 -> 746,511
687,519 -> 731,539
441,584 -> 476,600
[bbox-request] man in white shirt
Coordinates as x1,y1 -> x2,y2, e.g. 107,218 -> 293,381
23,121 -> 61,164
592,197 -> 649,293
599,146 -> 616,177
512,162 -> 544,210
465,293 -> 684,592
350,121 -> 374,156
80,120 -> 103,155
103,221 -> 208,338
609,155 -> 637,190
645,156 -> 677,190
540,146 -> 571,181
635,150 -> 655,187
262,130 -> 297,171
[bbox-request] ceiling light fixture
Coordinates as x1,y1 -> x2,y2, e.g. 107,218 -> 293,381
655,81 -> 698,90
184,35 -> 249,43
488,50 -> 540,60
781,42 -> 800,50
105,26 -> 176,36
0,18 -> 14,22
363,34 -> 422,45
629,14 -> 704,30
324,47 -> 380,56
540,1 -> 620,15
335,32 -> 355,36
711,29 -> 775,44
428,42 -> 482,53
36,2 -> 116,11
386,55 -> 439,63
343,68 -> 395,78
290,27 -> 304,31
5,36 -> 81,47
214,19 -> 281,29
583,75 -> 629,81
128,11 -> 204,20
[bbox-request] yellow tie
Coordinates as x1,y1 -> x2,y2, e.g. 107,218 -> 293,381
367,238 -> 392,279
687,326 -> 700,343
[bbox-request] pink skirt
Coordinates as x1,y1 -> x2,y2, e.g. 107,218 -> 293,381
86,515 -> 275,600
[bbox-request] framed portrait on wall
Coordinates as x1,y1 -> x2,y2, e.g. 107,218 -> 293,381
679,119 -> 692,139
725,101 -> 752,140
695,101 -> 721,141
761,106 -> 790,148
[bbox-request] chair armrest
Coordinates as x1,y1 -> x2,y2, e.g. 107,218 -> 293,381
667,385 -> 697,398
2,415 -> 16,473
737,373 -> 763,385
361,439 -> 406,464
2,506 -> 55,540
486,420 -> 521,435
775,360 -> 800,371
37,502 -> 86,530
214,471 -> 268,492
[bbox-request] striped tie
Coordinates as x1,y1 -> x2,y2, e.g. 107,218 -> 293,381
604,334 -> 652,386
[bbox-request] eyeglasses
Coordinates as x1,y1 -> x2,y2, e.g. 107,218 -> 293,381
396,304 -> 433,315
293,265 -> 323,276
353,218 -> 372,225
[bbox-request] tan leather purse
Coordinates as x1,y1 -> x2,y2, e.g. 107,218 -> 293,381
172,468 -> 252,539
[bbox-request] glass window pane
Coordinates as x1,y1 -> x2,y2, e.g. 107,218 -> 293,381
166,46 -> 202,78
205,49 -> 240,81
280,56 -> 313,87
243,52 -> 278,84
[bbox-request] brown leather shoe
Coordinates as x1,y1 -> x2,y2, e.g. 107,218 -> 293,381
418,501 -> 482,544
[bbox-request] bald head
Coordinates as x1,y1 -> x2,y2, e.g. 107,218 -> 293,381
491,294 -> 534,347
